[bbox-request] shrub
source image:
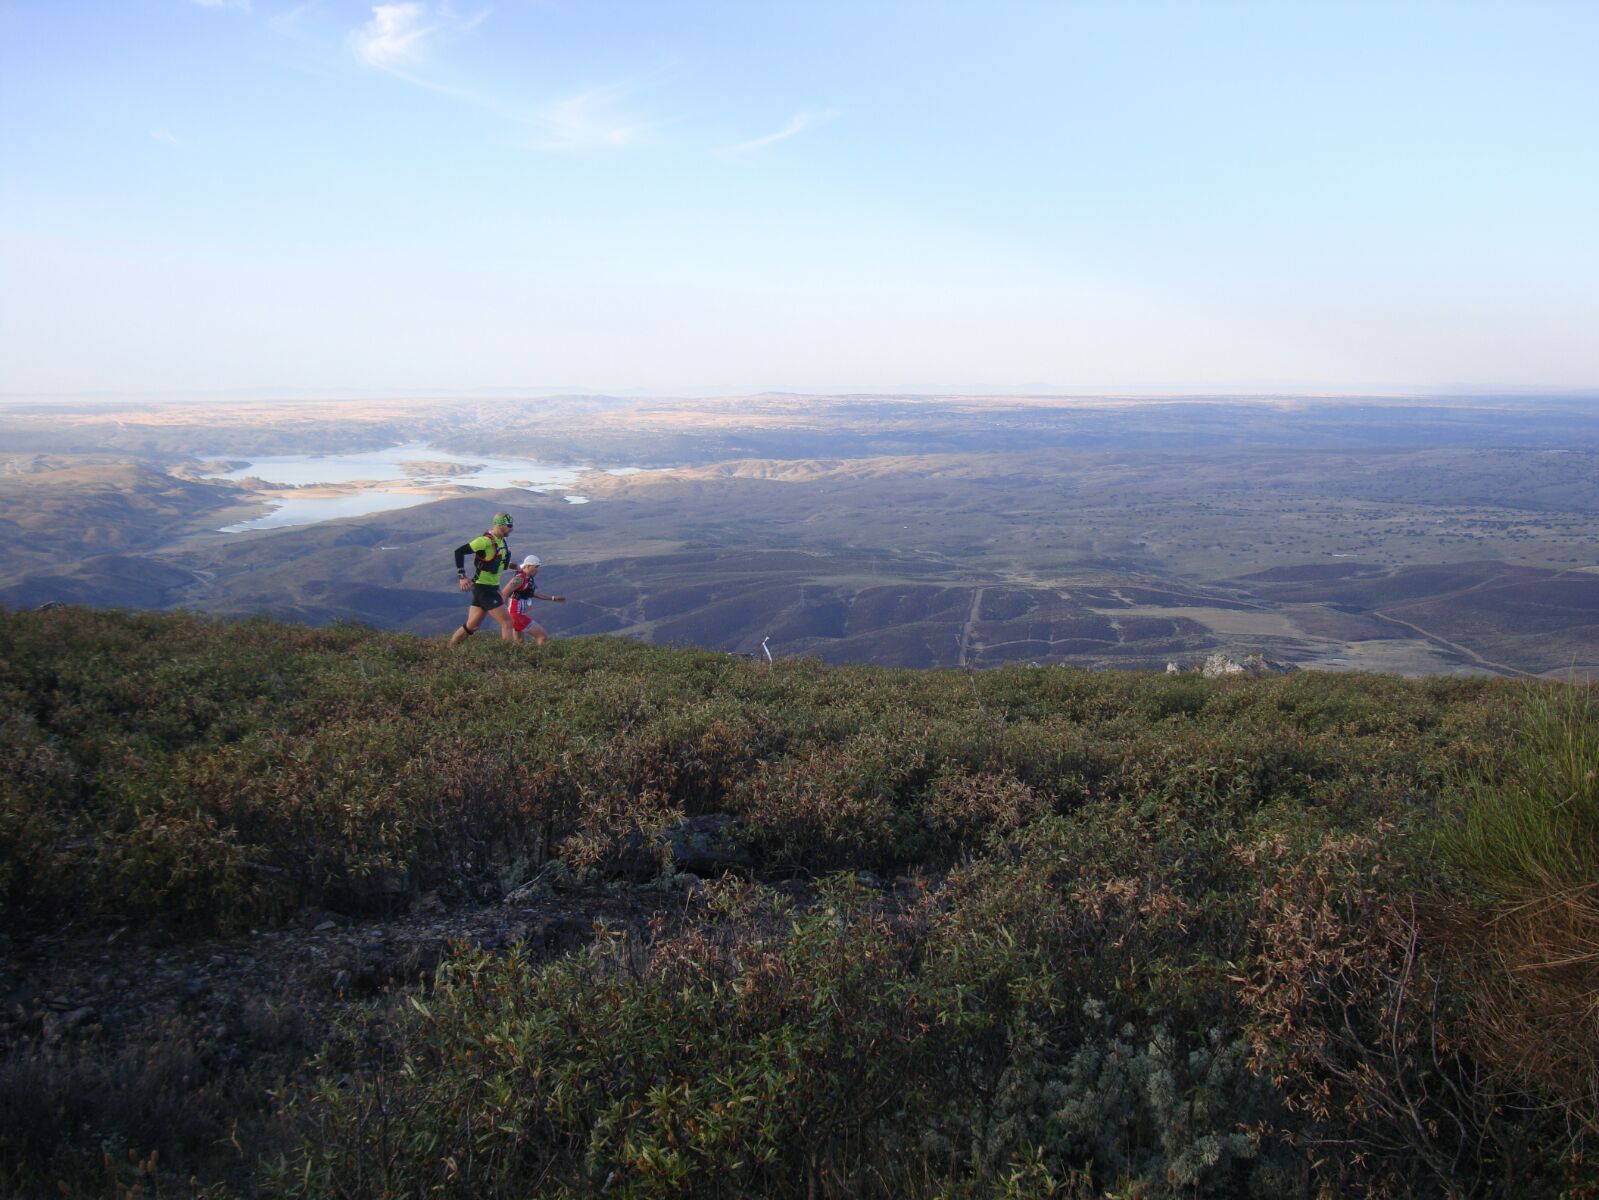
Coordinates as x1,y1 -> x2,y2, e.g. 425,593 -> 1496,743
0,1018 -> 293,1198
1,608 -> 1585,1195
0,608 -> 1508,930
1240,825 -> 1559,1197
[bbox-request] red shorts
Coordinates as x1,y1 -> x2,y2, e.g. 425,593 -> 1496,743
512,610 -> 532,633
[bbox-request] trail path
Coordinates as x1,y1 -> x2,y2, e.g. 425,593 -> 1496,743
958,587 -> 986,667
1370,611 -> 1531,677
1370,565 -> 1599,678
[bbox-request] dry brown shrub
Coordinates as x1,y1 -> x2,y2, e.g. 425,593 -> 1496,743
735,745 -> 911,870
1239,826 -> 1525,1197
922,768 -> 1048,843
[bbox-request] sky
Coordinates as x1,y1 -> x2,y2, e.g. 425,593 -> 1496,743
1,0 -> 1596,397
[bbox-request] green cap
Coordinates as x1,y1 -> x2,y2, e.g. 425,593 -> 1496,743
492,512 -> 513,529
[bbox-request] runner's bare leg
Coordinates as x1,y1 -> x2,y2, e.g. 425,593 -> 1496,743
450,605 -> 488,646
489,604 -> 516,642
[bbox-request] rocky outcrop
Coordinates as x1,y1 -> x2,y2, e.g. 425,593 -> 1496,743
1192,650 -> 1297,678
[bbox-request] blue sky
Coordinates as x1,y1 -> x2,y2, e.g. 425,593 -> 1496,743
2,0 -> 1596,396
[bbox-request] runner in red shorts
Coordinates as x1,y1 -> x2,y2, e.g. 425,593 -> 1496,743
500,554 -> 566,645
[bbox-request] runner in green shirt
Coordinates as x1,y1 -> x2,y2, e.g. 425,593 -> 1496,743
449,512 -> 516,645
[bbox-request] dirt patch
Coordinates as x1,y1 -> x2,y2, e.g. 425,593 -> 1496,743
1092,604 -> 1302,638
1,889 -> 686,1056
0,885 -> 695,1189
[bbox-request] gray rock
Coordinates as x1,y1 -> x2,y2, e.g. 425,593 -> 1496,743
663,815 -> 751,877
1200,652 -> 1248,678
598,815 -> 751,883
1199,650 -> 1298,678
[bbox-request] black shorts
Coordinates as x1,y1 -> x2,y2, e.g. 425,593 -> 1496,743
470,583 -> 504,611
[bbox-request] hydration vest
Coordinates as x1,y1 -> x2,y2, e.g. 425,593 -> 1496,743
472,534 -> 509,584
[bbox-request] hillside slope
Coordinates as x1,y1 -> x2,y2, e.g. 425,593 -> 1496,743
1,608 -> 1594,1198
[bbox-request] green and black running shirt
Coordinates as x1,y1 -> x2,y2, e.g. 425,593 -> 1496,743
455,534 -> 510,586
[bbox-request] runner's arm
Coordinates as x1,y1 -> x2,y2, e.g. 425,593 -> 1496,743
453,543 -> 474,578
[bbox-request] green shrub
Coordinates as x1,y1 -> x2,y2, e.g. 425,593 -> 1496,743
0,607 -> 1509,931
270,865 -> 1296,1200
1,608 -> 1586,1196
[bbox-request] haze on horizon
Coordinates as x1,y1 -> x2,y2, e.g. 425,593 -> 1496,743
2,0 -> 1596,398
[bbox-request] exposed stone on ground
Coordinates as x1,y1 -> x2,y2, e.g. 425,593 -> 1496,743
665,815 -> 752,877
599,814 -> 752,883
1195,650 -> 1298,677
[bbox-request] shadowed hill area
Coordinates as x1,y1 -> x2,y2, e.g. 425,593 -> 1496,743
0,462 -> 251,614
2,607 -> 1597,1196
0,460 -> 245,556
1238,559 -> 1599,674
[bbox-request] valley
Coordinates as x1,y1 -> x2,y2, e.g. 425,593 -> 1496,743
2,392 -> 1596,676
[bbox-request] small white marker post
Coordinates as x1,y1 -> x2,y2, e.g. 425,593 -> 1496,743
761,636 -> 773,668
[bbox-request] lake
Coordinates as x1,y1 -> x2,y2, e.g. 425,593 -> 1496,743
209,443 -> 611,532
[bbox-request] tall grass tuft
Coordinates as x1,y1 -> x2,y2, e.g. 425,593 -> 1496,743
1439,679 -> 1599,1135
1441,679 -> 1599,898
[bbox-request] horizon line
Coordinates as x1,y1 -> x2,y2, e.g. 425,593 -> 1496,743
3,383 -> 1599,406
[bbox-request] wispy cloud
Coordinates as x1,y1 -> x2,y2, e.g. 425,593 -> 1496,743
350,3 -> 438,69
348,3 -> 654,152
349,2 -> 489,73
722,109 -> 841,156
190,0 -> 251,10
150,128 -> 182,147
526,83 -> 653,152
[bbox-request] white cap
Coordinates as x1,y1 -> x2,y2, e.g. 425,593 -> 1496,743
521,555 -> 541,568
